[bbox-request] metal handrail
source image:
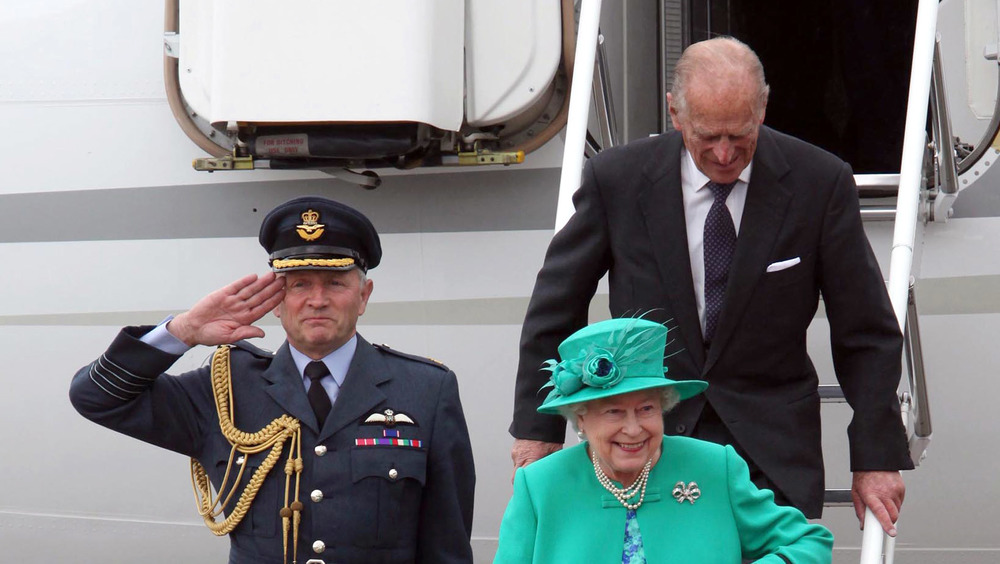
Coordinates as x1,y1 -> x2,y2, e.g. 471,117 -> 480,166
592,29 -> 620,151
870,0 -> 941,560
555,0 -> 603,232
904,284 -> 933,453
931,38 -> 959,198
931,35 -> 962,222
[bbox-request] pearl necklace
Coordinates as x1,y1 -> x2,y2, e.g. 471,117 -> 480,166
591,451 -> 652,510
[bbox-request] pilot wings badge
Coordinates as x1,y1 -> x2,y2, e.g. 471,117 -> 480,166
672,481 -> 701,504
363,408 -> 416,427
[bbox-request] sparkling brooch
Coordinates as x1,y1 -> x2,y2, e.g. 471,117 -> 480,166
672,481 -> 701,504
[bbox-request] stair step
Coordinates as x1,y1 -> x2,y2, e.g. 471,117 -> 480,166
819,384 -> 847,403
824,489 -> 853,507
860,206 -> 897,221
855,173 -> 900,198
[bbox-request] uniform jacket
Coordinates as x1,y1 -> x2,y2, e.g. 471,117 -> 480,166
511,127 -> 913,517
70,326 -> 475,564
494,436 -> 833,563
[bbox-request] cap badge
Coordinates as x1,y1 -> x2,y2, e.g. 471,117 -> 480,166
296,209 -> 325,241
672,481 -> 701,504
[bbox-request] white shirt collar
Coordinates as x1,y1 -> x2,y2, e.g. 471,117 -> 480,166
288,334 -> 357,388
681,148 -> 753,190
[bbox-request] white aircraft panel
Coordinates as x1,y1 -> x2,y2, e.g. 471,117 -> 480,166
179,0 -> 465,130
0,229 -> 554,318
465,0 -> 563,126
964,0 -> 998,118
0,0 -> 162,102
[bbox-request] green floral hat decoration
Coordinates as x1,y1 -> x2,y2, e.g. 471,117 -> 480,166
537,317 -> 707,414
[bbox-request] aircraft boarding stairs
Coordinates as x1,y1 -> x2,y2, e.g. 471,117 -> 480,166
161,0 -> 1000,561
559,0 -> 1000,562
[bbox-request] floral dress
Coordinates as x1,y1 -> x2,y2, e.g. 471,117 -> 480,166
622,508 -> 646,563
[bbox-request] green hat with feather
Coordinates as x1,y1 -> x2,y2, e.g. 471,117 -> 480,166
537,318 -> 707,414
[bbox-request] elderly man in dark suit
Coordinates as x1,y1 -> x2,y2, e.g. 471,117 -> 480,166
510,37 -> 911,535
70,197 -> 475,564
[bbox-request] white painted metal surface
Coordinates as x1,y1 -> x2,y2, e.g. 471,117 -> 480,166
178,0 -> 465,130
554,0 -> 602,232
965,0 -> 999,117
875,0 -> 941,560
465,0 -> 562,126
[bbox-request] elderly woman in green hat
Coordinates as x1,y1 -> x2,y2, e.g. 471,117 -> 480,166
494,318 -> 833,563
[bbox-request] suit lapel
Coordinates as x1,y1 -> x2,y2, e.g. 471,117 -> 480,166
705,128 -> 793,372
320,335 -> 389,441
262,343 -> 319,432
638,132 -> 706,371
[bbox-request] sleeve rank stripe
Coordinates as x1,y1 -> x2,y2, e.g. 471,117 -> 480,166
88,363 -> 133,401
92,358 -> 147,391
90,361 -> 145,398
93,359 -> 147,391
98,354 -> 155,382
95,355 -> 154,389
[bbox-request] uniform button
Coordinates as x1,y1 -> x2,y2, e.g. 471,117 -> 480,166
676,424 -> 687,433
388,468 -> 398,480
314,445 -> 327,456
312,540 -> 326,553
310,489 -> 324,503
236,455 -> 245,465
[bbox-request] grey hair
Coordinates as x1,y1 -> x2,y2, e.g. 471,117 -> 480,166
275,266 -> 368,284
670,36 -> 770,120
558,387 -> 681,436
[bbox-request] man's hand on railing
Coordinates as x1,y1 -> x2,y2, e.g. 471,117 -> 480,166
852,470 -> 905,537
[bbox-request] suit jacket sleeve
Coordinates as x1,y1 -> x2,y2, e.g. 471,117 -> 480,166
418,369 -> 477,564
510,160 -> 614,443
68,326 -> 213,459
492,467 -> 538,563
819,163 -> 912,471
727,446 -> 833,564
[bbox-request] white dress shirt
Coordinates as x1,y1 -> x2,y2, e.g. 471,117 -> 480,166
288,336 -> 355,405
679,149 -> 753,334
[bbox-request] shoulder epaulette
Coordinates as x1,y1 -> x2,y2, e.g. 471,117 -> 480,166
231,340 -> 275,359
374,343 -> 449,371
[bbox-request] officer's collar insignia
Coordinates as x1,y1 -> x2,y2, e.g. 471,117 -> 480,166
296,209 -> 325,241
672,481 -> 701,504
363,408 -> 416,427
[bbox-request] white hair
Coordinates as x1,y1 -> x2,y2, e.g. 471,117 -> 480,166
670,36 -> 770,120
275,266 -> 367,283
557,387 -> 681,436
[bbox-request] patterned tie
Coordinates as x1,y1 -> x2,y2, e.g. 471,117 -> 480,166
703,180 -> 738,344
305,361 -> 333,428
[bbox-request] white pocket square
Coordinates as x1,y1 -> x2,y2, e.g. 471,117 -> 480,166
766,257 -> 801,273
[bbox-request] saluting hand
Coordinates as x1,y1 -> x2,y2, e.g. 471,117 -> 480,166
167,273 -> 286,347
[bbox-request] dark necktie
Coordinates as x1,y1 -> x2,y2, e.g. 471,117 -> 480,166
305,361 -> 333,428
703,180 -> 738,344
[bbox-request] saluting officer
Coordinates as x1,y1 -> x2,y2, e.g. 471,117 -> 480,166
70,196 -> 476,564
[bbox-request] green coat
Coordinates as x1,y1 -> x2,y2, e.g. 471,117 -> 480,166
494,436 -> 832,563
